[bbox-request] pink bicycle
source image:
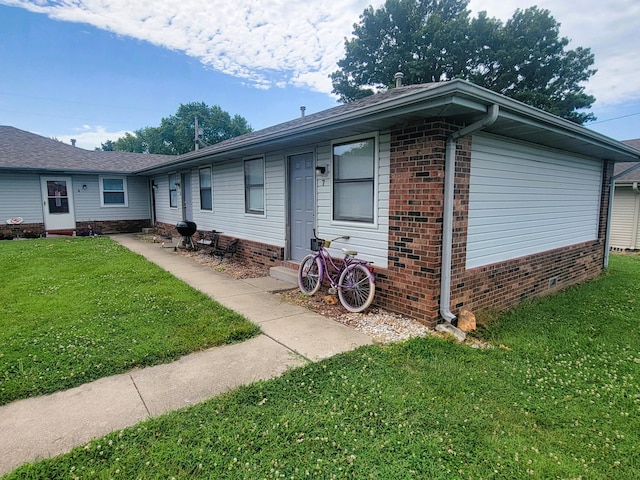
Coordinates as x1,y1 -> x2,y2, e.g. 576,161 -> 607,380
297,230 -> 375,312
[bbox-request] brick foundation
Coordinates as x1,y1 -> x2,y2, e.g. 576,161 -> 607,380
76,219 -> 151,234
0,223 -> 44,239
155,222 -> 285,269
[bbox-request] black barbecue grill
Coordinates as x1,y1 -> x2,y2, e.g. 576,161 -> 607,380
175,220 -> 197,250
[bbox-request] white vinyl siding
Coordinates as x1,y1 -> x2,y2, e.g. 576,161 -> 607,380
0,173 -> 44,223
466,134 -> 602,269
610,186 -> 640,250
0,173 -> 150,225
162,153 -> 286,247
74,175 -> 150,221
151,133 -> 390,267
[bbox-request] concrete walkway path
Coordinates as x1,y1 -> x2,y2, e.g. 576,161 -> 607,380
0,234 -> 372,475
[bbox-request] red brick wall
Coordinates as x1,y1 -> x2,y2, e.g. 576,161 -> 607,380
378,119 -> 612,327
375,120 -> 466,324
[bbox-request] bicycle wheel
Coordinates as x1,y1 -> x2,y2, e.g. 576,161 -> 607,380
298,254 -> 322,295
338,263 -> 375,312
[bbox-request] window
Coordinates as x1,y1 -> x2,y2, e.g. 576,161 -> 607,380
169,173 -> 178,208
333,138 -> 375,223
99,176 -> 128,207
244,158 -> 265,214
199,167 -> 212,210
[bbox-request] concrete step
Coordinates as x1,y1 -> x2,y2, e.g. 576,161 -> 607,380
270,266 -> 298,286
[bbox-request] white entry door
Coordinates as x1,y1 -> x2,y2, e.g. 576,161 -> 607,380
40,176 -> 76,231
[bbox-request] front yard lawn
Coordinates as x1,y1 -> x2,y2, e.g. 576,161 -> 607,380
4,254 -> 639,478
0,237 -> 259,406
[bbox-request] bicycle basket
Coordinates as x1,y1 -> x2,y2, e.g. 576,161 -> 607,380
310,238 -> 323,251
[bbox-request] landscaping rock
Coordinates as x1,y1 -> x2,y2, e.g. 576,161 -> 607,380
457,309 -> 477,332
436,323 -> 467,342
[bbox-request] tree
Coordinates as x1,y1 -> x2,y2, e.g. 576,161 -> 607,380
331,0 -> 596,124
98,139 -> 115,151
104,102 -> 252,154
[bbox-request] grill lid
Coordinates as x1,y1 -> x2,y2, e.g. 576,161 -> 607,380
176,220 -> 197,236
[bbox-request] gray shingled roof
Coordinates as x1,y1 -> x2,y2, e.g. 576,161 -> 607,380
0,126 -> 173,174
615,139 -> 640,181
140,83 -> 441,171
139,80 -> 640,174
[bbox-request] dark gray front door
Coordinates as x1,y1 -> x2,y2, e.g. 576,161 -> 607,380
289,152 -> 315,261
181,172 -> 192,220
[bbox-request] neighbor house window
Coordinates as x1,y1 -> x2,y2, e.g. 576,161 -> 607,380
99,176 -> 128,207
169,173 -> 178,208
333,138 -> 375,223
244,157 -> 264,214
199,167 -> 212,211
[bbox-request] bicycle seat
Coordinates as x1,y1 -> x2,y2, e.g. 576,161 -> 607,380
341,248 -> 358,256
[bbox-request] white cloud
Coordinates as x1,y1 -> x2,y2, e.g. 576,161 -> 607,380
468,0 -> 640,106
55,125 -> 131,150
5,0 -> 376,94
5,0 -> 640,107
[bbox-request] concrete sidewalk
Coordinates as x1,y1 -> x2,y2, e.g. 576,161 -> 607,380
0,234 -> 373,475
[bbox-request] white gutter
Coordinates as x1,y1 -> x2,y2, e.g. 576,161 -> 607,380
440,104 -> 500,323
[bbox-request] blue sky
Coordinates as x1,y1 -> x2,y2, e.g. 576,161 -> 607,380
1,0 -> 639,150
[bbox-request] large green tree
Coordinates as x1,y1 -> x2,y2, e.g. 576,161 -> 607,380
331,0 -> 596,124
102,102 -> 252,154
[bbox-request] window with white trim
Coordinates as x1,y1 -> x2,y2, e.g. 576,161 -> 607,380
333,138 -> 375,223
169,173 -> 178,208
199,167 -> 212,211
99,176 -> 128,207
244,158 -> 264,214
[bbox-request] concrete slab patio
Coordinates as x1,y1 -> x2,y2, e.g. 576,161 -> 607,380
0,234 -> 373,475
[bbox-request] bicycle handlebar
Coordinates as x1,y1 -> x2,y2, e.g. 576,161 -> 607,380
312,228 -> 350,242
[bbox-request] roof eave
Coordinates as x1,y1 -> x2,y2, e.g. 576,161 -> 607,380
136,79 -> 640,175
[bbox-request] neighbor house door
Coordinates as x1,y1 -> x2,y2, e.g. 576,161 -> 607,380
40,176 -> 76,232
289,152 -> 315,261
181,172 -> 192,220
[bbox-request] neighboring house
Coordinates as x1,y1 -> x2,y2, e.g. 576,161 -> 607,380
3,79 -> 640,326
610,139 -> 640,250
0,126 -> 172,236
136,79 -> 640,326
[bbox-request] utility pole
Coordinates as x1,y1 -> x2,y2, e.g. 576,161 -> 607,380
194,115 -> 199,151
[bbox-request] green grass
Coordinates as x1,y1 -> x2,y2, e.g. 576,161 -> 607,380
4,254 -> 640,479
0,237 -> 259,405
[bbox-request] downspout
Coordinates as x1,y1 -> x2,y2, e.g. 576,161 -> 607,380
440,104 -> 500,323
631,182 -> 640,251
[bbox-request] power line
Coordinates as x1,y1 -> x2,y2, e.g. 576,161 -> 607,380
589,111 -> 640,125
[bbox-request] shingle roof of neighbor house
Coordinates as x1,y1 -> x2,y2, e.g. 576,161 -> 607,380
614,139 -> 640,182
138,79 -> 640,174
0,126 -> 173,174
